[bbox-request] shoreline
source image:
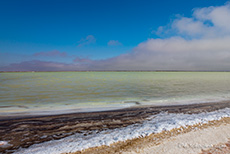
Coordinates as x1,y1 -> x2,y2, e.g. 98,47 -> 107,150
1,100 -> 230,121
2,71 -> 230,73
1,101 -> 230,153
69,117 -> 230,154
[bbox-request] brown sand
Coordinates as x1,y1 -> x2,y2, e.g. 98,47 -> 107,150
1,101 -> 230,153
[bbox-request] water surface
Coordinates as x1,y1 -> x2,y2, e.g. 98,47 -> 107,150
1,72 -> 230,115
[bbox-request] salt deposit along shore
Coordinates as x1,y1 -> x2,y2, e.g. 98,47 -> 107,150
68,113 -> 230,154
6,102 -> 230,154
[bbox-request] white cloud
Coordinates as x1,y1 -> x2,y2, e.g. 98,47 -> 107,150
107,40 -> 122,46
77,35 -> 96,47
193,4 -> 230,33
171,17 -> 207,37
83,2 -> 230,71
172,3 -> 230,38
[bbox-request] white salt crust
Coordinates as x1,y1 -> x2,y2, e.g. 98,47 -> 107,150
14,108 -> 230,154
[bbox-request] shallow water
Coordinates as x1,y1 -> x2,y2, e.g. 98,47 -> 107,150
1,72 -> 230,115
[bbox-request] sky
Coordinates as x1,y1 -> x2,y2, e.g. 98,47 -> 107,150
1,0 -> 230,71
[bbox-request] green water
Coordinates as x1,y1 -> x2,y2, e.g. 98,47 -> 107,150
1,72 -> 230,115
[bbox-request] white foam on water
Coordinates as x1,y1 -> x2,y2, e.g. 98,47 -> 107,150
14,108 -> 230,154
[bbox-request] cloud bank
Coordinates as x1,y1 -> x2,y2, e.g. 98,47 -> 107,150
2,3 -> 230,71
1,60 -> 81,72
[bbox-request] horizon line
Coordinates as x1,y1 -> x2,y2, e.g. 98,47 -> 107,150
1,70 -> 230,73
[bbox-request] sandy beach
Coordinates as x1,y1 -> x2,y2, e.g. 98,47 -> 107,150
1,101 -> 230,154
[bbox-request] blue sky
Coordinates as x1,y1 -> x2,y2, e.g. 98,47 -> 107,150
1,0 -> 230,71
